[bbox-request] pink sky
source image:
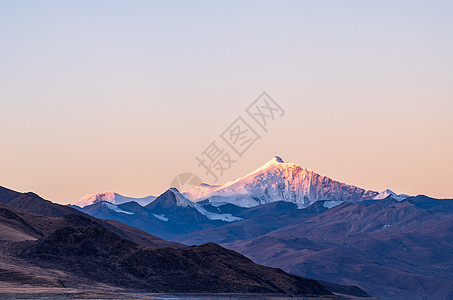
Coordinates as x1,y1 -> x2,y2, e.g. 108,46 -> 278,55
1,1 -> 452,203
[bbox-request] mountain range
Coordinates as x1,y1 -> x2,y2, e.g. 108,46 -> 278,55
76,156 -> 387,209
73,156 -> 409,242
71,156 -> 453,299
0,184 -> 373,298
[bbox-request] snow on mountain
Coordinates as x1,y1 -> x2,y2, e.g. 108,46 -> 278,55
152,214 -> 169,221
193,202 -> 243,222
183,183 -> 221,201
104,202 -> 135,215
322,200 -> 345,209
169,188 -> 198,207
373,189 -> 409,201
158,188 -> 242,222
191,156 -> 379,208
75,192 -> 116,207
75,157 -> 406,213
74,192 -> 156,207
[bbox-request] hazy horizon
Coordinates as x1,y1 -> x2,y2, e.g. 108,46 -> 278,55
1,1 -> 452,204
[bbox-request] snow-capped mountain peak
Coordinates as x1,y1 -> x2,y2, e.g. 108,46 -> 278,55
183,183 -> 221,201
373,189 -> 409,201
168,188 -> 194,207
263,155 -> 285,166
148,188 -> 242,222
218,156 -> 296,192
75,192 -> 116,207
247,155 -> 285,174
190,156 -> 379,208
74,192 -> 156,207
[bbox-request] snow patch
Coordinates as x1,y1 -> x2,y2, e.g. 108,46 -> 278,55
170,189 -> 242,222
374,189 -> 409,201
152,214 -> 169,222
323,200 -> 345,209
170,188 -> 193,207
193,204 -> 242,222
104,202 -> 135,215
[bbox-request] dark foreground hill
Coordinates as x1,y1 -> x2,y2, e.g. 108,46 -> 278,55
19,215 -> 330,294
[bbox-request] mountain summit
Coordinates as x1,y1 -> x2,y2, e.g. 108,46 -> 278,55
75,192 -> 156,207
146,188 -> 242,223
190,156 -> 378,208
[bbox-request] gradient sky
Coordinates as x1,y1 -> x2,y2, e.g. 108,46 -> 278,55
1,0 -> 452,204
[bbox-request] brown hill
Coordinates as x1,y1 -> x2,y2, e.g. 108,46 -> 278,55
224,196 -> 453,299
21,218 -> 331,295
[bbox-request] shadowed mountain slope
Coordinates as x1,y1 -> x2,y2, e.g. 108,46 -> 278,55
224,196 -> 453,299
